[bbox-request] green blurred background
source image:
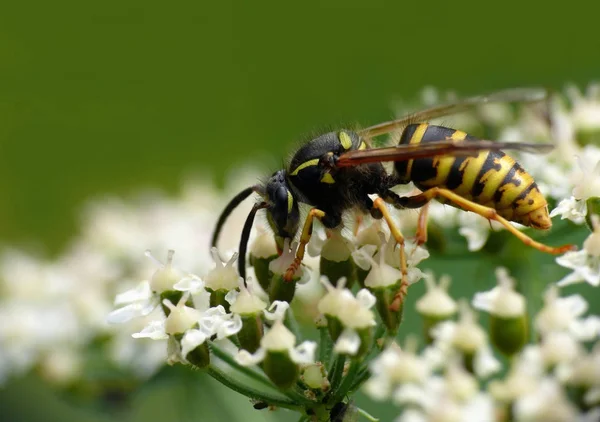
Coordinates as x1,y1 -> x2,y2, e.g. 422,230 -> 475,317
1,1 -> 599,421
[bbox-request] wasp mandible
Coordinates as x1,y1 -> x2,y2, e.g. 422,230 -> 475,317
212,88 -> 575,310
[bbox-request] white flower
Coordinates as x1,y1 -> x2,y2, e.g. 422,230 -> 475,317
226,278 -> 267,315
364,339 -> 430,401
472,267 -> 526,318
107,250 -> 188,324
513,377 -> 577,422
567,83 -> 600,133
571,153 -> 600,202
550,196 -> 587,223
107,280 -> 159,324
415,272 -> 457,317
556,215 -> 600,287
535,285 -> 600,341
424,302 -> 501,378
203,247 -> 240,292
235,301 -> 316,366
318,277 -> 376,329
457,212 -> 491,252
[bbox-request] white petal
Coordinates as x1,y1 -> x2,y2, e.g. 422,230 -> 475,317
561,294 -> 589,317
235,348 -> 266,366
224,289 -> 239,306
290,341 -> 317,364
407,244 -> 430,266
132,320 -> 168,340
181,329 -> 208,357
397,409 -> 428,422
556,250 -> 588,271
472,287 -> 496,313
114,281 -> 153,305
173,274 -> 205,293
570,316 -> 600,341
352,245 -> 378,271
363,376 -> 392,401
264,301 -> 289,321
216,314 -> 243,339
557,270 -> 585,287
474,344 -> 501,378
356,289 -> 376,309
333,329 -> 361,355
107,298 -> 158,324
393,383 -> 431,408
459,226 -> 489,251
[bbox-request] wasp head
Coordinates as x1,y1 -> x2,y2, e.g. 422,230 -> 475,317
264,170 -> 300,247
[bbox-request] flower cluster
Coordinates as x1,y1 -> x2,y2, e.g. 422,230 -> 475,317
0,84 -> 599,422
366,269 -> 600,422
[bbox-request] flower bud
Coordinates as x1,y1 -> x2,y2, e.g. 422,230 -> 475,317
268,241 -> 301,303
249,229 -> 278,291
183,338 -> 211,369
320,231 -> 356,288
318,278 -> 376,357
228,285 -> 267,353
204,248 -> 240,311
147,250 -> 182,293
301,363 -> 330,392
473,268 -> 528,356
261,321 -> 300,388
363,251 -> 403,334
353,222 -> 383,287
416,273 -> 457,343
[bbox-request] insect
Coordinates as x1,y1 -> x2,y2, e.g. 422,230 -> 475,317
211,88 -> 575,310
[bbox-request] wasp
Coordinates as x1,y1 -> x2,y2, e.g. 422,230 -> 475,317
211,88 -> 575,310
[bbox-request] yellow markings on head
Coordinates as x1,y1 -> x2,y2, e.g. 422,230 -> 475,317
339,131 -> 353,150
287,191 -> 294,213
358,141 -> 367,150
290,158 -> 320,176
320,172 -> 335,184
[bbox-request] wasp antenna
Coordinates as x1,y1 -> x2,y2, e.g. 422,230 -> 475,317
238,202 -> 268,284
211,186 -> 261,248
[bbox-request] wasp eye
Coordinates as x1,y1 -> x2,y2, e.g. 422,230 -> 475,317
275,186 -> 288,207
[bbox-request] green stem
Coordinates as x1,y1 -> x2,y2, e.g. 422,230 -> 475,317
330,360 -> 361,405
357,406 -> 379,422
349,367 -> 370,393
210,343 -> 314,406
285,308 -> 302,340
327,354 -> 346,397
207,366 -> 301,411
209,343 -> 273,389
319,325 -> 333,365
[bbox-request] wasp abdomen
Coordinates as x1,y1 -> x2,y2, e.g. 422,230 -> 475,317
394,123 -> 551,229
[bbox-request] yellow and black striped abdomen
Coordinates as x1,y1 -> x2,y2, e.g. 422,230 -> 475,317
393,123 -> 551,229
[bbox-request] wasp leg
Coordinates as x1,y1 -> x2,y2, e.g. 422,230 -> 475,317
415,203 -> 430,246
394,187 -> 575,254
371,198 -> 408,312
284,208 -> 334,282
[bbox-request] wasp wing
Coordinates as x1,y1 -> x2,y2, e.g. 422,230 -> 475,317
359,87 -> 547,138
336,140 -> 553,167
